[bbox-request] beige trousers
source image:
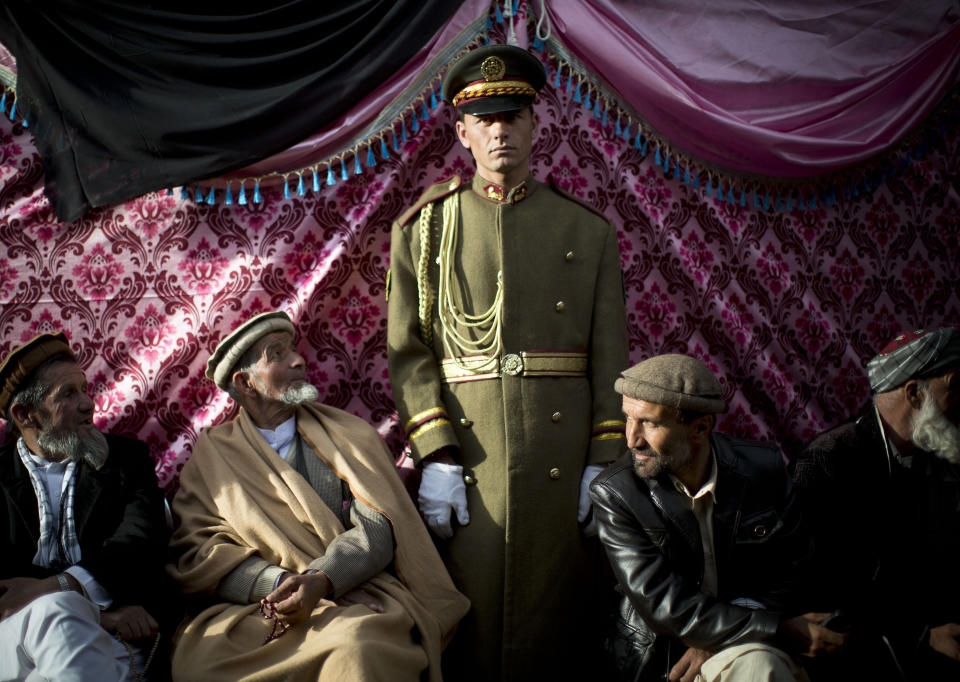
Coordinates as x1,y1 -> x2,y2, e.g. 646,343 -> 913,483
697,642 -> 803,682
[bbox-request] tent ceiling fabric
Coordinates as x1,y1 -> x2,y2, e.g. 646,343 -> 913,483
0,0 -> 468,222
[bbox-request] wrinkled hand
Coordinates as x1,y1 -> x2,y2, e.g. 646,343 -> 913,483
577,464 -> 605,536
0,576 -> 58,620
418,461 -> 469,539
265,572 -> 331,626
100,604 -> 158,641
929,623 -> 960,662
336,588 -> 384,613
778,612 -> 848,657
669,646 -> 712,682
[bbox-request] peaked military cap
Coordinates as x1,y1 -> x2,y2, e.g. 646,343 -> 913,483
442,44 -> 546,116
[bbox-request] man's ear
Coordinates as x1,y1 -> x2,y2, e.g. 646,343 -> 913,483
455,119 -> 471,151
232,370 -> 257,398
9,402 -> 35,431
903,379 -> 924,410
691,414 -> 714,440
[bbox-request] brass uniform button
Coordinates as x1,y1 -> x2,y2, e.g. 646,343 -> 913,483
551,411 -> 561,423
555,301 -> 565,312
464,474 -> 477,486
565,251 -> 575,261
459,417 -> 474,428
548,467 -> 561,480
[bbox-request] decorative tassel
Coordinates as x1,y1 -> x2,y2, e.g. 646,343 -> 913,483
764,192 -> 771,210
692,172 -> 699,189
622,120 -> 630,140
341,161 -> 349,181
312,169 -> 320,192
430,90 -> 438,109
533,35 -> 543,51
283,177 -> 290,199
584,89 -> 591,110
684,166 -> 691,184
225,184 -> 233,205
206,186 -> 216,204
327,166 -> 336,186
21,117 -> 28,128
777,195 -> 784,211
180,187 -> 190,200
640,138 -> 648,156
254,181 -> 262,203
393,131 -> 400,151
565,72 -> 572,92
411,112 -> 419,133
601,103 -> 608,126
739,189 -> 746,207
0,91 -> 6,113
495,2 -> 503,23
615,114 -> 621,137
852,182 -> 859,197
354,154 -> 362,175
663,153 -> 670,174
706,178 -> 713,195
421,102 -> 429,122
574,81 -> 582,103
716,181 -> 723,200
8,98 -> 16,120
797,195 -> 805,211
554,65 -> 561,88
238,183 -> 248,205
787,195 -> 793,212
166,188 -> 173,196
381,137 -> 389,159
728,187 -> 735,204
401,121 -> 408,142
367,146 -> 376,168
195,185 -> 203,202
809,194 -> 817,209
296,174 -> 305,196
654,147 -> 661,167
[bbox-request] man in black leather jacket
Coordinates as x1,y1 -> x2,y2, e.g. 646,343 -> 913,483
590,354 -> 845,682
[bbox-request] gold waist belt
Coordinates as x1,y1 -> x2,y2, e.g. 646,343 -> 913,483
439,351 -> 588,384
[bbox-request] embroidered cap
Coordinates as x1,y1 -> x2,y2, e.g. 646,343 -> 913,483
615,354 -> 727,414
442,44 -> 546,116
206,311 -> 296,391
0,332 -> 75,415
867,327 -> 960,393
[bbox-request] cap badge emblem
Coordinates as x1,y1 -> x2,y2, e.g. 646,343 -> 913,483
481,56 -> 506,82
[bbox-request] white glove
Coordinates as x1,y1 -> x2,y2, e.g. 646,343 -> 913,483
418,462 -> 470,539
578,464 -> 605,536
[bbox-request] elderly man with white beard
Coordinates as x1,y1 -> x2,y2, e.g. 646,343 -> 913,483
0,332 -> 170,681
791,326 -> 960,681
167,311 -> 467,682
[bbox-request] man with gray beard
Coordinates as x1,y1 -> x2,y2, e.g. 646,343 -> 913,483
792,326 -> 960,681
0,332 -> 170,681
167,311 -> 467,681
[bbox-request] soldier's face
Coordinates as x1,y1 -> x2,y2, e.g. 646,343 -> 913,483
456,107 -> 536,186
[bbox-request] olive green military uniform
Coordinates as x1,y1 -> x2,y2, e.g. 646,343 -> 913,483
387,172 -> 629,680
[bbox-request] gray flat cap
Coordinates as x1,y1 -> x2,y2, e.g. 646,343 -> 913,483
206,311 -> 296,391
615,354 -> 727,414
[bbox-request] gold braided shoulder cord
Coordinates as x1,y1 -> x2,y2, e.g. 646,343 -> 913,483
436,191 -> 503,373
417,201 -> 435,346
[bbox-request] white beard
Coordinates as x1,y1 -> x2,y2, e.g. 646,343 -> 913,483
912,392 -> 960,465
37,423 -> 109,468
280,383 -> 319,406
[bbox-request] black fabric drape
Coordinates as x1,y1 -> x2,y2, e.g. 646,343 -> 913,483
0,0 -> 468,222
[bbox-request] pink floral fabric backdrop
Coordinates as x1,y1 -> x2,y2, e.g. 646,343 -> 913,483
1,76 -> 958,494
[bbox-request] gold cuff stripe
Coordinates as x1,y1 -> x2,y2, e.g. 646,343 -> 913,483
592,433 -> 626,441
404,406 -> 448,433
409,418 -> 452,441
452,81 -> 537,106
439,352 -> 588,384
593,419 -> 626,429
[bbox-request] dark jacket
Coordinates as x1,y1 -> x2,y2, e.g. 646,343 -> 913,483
791,405 -> 960,679
590,432 -> 809,681
1,433 -> 170,612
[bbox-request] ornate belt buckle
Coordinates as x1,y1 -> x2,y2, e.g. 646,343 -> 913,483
501,353 -> 523,376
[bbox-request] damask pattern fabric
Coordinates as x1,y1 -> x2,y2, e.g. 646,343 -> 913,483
0,79 -> 958,492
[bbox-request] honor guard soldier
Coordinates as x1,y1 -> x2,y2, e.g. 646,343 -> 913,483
387,44 -> 630,681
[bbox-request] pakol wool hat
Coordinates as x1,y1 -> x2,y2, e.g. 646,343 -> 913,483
206,311 -> 296,391
867,327 -> 960,393
442,44 -> 546,116
615,354 -> 727,414
0,332 -> 75,414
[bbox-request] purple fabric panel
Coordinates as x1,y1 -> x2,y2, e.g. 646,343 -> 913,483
546,0 -> 960,176
218,0 -> 490,188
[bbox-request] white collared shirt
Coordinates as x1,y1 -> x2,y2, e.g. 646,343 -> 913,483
669,454 -> 719,597
256,416 -> 297,460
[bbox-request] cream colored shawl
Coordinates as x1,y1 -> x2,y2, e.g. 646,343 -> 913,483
168,403 -> 468,681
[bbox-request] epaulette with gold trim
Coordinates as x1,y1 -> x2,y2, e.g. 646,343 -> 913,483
546,174 -> 608,222
397,175 -> 463,228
